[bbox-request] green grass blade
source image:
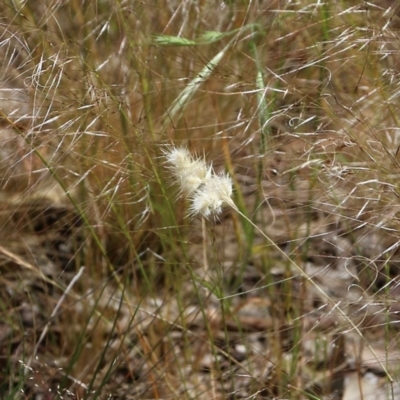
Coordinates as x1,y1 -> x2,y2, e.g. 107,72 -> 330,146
163,38 -> 234,125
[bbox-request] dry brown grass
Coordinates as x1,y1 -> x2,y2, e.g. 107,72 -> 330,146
1,1 -> 400,399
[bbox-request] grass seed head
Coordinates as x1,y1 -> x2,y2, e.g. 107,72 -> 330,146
189,173 -> 233,219
164,147 -> 210,196
164,147 -> 233,218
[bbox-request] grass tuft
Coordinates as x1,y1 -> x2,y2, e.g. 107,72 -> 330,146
1,1 -> 400,399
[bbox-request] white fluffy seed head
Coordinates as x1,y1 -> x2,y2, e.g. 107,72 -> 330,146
164,147 -> 210,196
164,146 -> 233,218
189,173 -> 233,219
164,147 -> 194,173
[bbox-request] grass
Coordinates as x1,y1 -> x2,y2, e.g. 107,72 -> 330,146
1,1 -> 400,399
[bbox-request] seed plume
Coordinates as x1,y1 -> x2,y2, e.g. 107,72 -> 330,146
164,147 -> 233,218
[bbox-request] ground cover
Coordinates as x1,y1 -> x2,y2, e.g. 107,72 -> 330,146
1,1 -> 400,399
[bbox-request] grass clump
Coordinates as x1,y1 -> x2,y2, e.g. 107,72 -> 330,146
1,1 -> 400,399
